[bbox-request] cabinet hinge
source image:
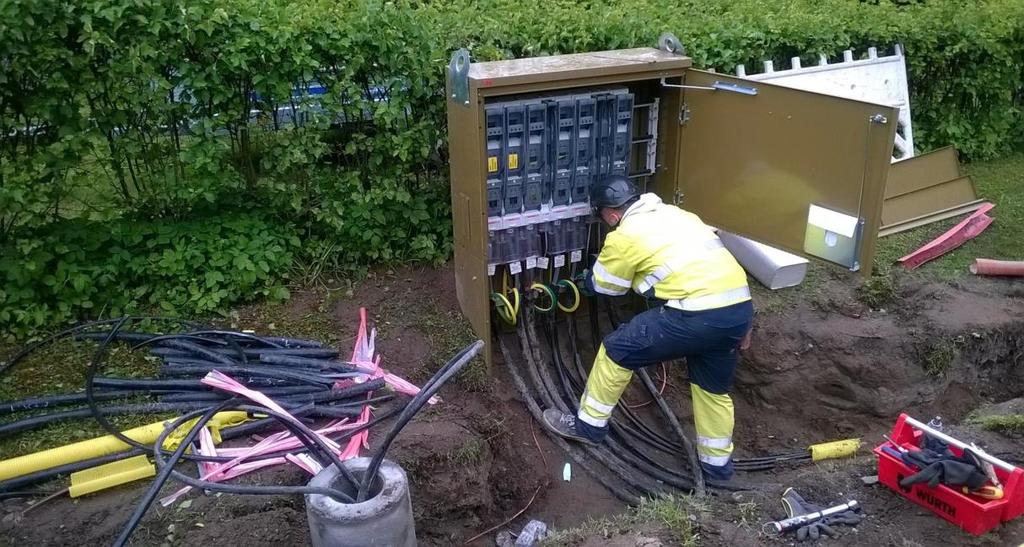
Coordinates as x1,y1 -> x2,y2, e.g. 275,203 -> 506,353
679,102 -> 691,125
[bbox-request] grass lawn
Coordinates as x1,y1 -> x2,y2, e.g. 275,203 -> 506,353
874,151 -> 1024,279
752,150 -> 1024,312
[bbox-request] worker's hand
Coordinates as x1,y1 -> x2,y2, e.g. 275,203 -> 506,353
574,269 -> 595,297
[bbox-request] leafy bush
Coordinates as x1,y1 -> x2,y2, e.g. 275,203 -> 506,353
0,214 -> 297,338
0,0 -> 1021,335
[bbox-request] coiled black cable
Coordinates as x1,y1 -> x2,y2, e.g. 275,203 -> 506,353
355,340 -> 484,501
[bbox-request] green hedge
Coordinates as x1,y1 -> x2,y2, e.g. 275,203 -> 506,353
1,0 -> 1022,335
0,214 -> 297,334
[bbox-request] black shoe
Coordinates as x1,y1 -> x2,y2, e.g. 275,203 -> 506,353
541,409 -> 599,446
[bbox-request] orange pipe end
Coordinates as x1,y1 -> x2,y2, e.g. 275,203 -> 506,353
970,258 -> 1024,277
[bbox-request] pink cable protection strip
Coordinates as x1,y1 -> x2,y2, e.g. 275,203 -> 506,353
286,453 -> 324,476
160,417 -> 365,506
158,309 -> 438,505
160,371 -> 352,506
350,307 -> 440,404
197,426 -> 218,476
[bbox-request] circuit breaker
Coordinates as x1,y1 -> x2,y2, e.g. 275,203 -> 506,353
480,88 -> 638,284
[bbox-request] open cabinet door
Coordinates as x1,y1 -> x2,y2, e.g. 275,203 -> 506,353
677,70 -> 898,275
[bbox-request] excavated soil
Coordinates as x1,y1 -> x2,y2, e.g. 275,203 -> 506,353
2,266 -> 1023,546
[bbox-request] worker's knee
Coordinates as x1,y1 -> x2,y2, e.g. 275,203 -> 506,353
602,310 -> 663,369
686,351 -> 737,394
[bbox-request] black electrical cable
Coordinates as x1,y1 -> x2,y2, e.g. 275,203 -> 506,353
0,390 -> 150,415
0,316 -> 202,376
562,317 -> 685,456
536,303 -> 752,493
179,330 -> 284,348
600,302 -> 805,470
73,318 -> 382,465
552,323 -> 688,478
259,336 -> 325,348
131,334 -> 229,350
561,321 -> 688,458
587,300 -> 796,476
218,406 -> 318,441
149,365 -> 347,386
159,362 -> 356,379
74,332 -> 158,344
578,301 -> 690,453
255,353 -> 353,369
0,401 -> 358,493
519,317 -> 667,496
308,406 -> 363,419
152,404 -> 382,493
539,315 -> 697,492
112,401 -> 228,547
145,339 -> 237,365
158,385 -> 326,402
355,340 -> 484,501
145,347 -> 193,358
636,368 -> 706,495
114,399 -> 369,547
159,359 -> 230,369
234,347 -> 341,358
225,336 -> 248,364
0,402 -> 222,437
92,376 -> 290,390
496,330 -> 643,504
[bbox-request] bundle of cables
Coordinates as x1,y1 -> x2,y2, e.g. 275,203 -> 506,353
0,315 -> 483,547
497,298 -> 819,504
1,318 -> 384,438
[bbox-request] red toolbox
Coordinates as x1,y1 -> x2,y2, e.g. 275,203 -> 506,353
874,413 -> 1024,535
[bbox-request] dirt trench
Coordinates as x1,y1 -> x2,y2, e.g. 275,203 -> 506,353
2,267 -> 1023,546
731,277 -> 1024,456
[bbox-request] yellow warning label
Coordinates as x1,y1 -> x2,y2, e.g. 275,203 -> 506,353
487,156 -> 498,173
508,153 -> 519,169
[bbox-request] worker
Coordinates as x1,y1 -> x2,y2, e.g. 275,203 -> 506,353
541,175 -> 753,481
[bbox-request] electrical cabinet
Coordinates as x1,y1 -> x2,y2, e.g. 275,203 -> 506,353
446,36 -> 897,367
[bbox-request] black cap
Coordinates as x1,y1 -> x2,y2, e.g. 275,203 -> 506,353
590,175 -> 639,209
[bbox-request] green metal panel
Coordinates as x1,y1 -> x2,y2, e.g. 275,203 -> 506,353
676,70 -> 898,275
885,146 -> 961,199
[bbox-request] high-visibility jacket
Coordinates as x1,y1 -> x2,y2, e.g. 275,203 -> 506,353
590,193 -> 750,310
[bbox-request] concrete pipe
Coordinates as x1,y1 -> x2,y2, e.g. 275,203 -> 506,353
305,457 -> 416,546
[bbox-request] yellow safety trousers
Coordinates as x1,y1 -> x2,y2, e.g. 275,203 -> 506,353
578,345 -> 735,466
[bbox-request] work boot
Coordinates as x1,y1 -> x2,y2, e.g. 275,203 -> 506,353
541,409 -> 601,446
